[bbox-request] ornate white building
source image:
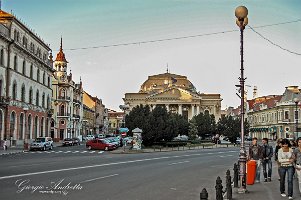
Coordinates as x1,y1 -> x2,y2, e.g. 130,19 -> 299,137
0,9 -> 53,146
123,71 -> 222,120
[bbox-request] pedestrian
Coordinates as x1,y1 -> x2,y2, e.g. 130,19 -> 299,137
293,137 -> 301,196
278,138 -> 295,199
3,139 -> 7,151
275,138 -> 283,181
262,138 -> 273,182
248,137 -> 263,183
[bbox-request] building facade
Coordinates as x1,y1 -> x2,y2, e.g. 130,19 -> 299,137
51,39 -> 83,141
247,86 -> 301,140
107,109 -> 125,134
0,10 -> 53,146
123,71 -> 222,121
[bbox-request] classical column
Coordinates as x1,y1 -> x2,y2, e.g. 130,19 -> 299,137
166,104 -> 169,112
191,105 -> 195,118
197,105 -> 200,115
152,105 -> 156,110
178,104 -> 182,115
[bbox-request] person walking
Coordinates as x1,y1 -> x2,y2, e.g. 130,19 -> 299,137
262,138 -> 273,182
278,138 -> 295,199
293,137 -> 301,197
275,138 -> 283,181
248,137 -> 263,183
3,139 -> 7,151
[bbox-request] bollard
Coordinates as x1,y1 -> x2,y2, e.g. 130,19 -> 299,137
200,188 -> 208,200
233,163 -> 239,188
215,176 -> 223,200
225,169 -> 232,200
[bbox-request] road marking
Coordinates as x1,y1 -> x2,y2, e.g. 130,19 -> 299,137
64,151 -> 71,153
81,151 -> 87,153
220,155 -> 234,158
0,152 -> 232,180
207,152 -> 213,154
89,151 -> 96,154
168,161 -> 190,165
80,174 -> 119,183
72,151 -> 80,153
98,151 -> 104,154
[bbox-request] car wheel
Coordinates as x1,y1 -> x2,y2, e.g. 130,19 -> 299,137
50,145 -> 53,150
105,146 -> 109,151
87,146 -> 92,150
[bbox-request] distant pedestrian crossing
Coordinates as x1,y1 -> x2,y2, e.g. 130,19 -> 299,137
24,150 -> 105,154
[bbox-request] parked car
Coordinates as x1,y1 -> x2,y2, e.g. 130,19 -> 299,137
72,138 -> 81,145
30,137 -> 53,151
84,135 -> 95,141
219,139 -> 231,144
86,139 -> 116,151
95,134 -> 106,139
62,138 -> 74,146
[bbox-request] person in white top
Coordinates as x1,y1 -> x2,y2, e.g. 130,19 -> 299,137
278,138 -> 295,199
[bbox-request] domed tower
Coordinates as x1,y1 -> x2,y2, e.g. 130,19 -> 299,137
54,37 -> 68,82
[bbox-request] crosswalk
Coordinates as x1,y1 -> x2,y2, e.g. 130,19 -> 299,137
24,150 -> 105,154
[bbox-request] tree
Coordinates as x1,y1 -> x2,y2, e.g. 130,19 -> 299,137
125,104 -> 151,136
191,112 -> 216,139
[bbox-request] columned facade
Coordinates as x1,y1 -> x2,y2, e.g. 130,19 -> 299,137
123,72 -> 222,121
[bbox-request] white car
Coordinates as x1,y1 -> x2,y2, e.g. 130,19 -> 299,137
219,139 -> 231,144
85,135 -> 95,141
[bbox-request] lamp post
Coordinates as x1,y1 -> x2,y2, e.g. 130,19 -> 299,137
235,5 -> 248,193
23,106 -> 29,151
294,97 -> 299,139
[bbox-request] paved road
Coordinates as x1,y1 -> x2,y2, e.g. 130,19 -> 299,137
0,146 -> 239,200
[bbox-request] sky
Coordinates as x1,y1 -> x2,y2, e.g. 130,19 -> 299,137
3,0 -> 301,111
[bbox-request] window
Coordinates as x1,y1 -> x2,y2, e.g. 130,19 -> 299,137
10,112 -> 16,137
34,116 -> 38,138
285,111 -> 289,120
45,118 -> 49,137
61,89 -> 66,97
60,120 -> 65,125
43,72 -> 45,85
42,93 -> 45,108
60,105 -> 65,116
30,64 -> 33,78
0,79 -> 2,97
23,36 -> 27,48
21,85 -> 25,102
22,60 -> 26,75
40,117 -> 44,137
0,111 -> 3,135
48,76 -> 50,87
19,113 -> 24,140
29,88 -> 33,104
14,55 -> 18,71
12,82 -> 17,100
14,30 -> 17,41
37,69 -> 40,82
47,95 -> 50,109
28,115 -> 32,139
36,90 -> 39,106
0,49 -> 3,65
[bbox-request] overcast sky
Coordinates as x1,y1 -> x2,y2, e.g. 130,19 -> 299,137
3,0 -> 301,111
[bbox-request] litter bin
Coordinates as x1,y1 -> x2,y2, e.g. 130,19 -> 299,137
246,160 -> 257,185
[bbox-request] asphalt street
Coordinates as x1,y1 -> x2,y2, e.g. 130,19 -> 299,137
0,145 -> 239,200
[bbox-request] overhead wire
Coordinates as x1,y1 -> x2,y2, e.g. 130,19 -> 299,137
64,19 -> 301,54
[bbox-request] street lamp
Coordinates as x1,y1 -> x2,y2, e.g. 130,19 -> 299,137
235,5 -> 248,193
23,106 -> 29,151
294,97 -> 299,139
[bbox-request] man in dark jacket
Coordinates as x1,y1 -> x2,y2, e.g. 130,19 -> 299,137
248,137 -> 263,183
262,138 -> 273,182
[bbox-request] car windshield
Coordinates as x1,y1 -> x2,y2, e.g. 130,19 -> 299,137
35,138 -> 45,142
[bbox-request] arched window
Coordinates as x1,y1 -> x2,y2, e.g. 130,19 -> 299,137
61,89 -> 66,98
47,95 -> 50,109
29,88 -> 33,104
43,72 -> 45,85
48,76 -> 50,87
14,30 -> 17,41
12,82 -> 17,100
42,93 -> 45,108
0,111 -> 3,137
22,60 -> 26,75
28,115 -> 32,139
30,64 -> 33,78
10,112 -> 16,138
37,68 -> 40,82
60,105 -> 65,116
21,85 -> 25,102
45,118 -> 49,137
14,55 -> 18,71
36,90 -> 39,106
0,49 -> 4,66
19,113 -> 24,140
40,117 -> 44,137
34,116 -> 38,139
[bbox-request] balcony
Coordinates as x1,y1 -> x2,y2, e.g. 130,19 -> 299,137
57,96 -> 71,102
57,112 -> 70,118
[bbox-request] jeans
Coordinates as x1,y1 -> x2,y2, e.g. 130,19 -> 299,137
255,160 -> 261,182
279,166 -> 294,197
296,165 -> 301,194
262,159 -> 272,179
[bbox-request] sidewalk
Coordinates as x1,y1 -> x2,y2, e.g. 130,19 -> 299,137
232,164 -> 300,200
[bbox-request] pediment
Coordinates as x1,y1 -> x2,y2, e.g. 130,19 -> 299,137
146,87 -> 201,100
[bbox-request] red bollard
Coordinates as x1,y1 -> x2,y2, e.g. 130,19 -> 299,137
246,160 -> 257,185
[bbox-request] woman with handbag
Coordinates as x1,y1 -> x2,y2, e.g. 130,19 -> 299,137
278,138 -> 295,199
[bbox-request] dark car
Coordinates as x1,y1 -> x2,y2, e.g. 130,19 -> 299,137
86,139 -> 116,151
62,138 -> 74,146
72,138 -> 81,145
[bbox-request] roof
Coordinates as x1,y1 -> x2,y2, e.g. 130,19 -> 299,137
55,37 -> 68,62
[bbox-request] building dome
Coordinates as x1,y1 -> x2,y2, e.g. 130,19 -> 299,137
55,37 -> 68,63
139,72 -> 197,94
